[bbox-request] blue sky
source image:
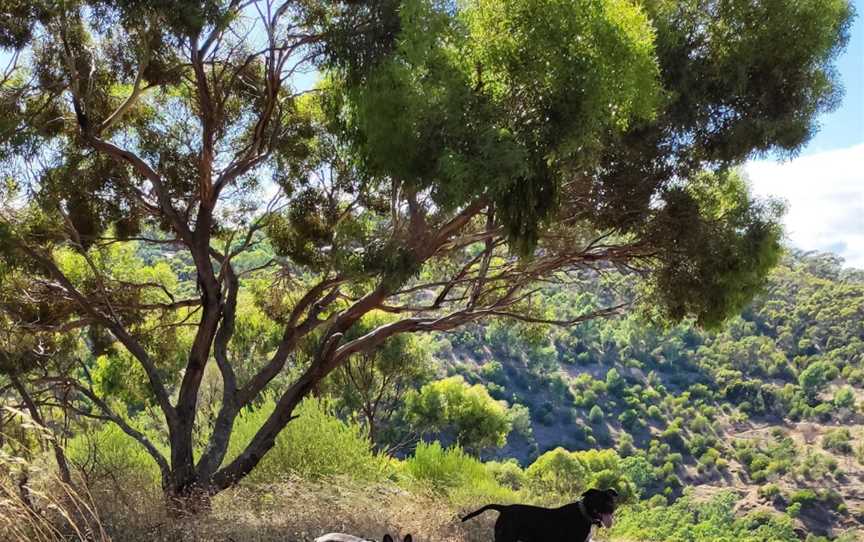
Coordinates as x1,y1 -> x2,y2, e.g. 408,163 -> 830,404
747,0 -> 864,267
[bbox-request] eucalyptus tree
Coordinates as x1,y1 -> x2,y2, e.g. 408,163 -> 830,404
0,0 -> 852,510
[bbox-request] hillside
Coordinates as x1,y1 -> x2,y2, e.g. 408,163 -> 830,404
427,250 -> 864,537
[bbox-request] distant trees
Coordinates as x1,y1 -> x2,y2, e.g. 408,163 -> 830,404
799,362 -> 839,400
526,447 -> 635,501
326,311 -> 433,449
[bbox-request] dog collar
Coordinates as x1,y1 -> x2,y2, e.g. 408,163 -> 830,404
577,501 -> 597,524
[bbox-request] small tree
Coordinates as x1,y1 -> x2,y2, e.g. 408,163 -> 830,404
403,376 -> 513,454
589,405 -> 605,424
799,361 -> 838,401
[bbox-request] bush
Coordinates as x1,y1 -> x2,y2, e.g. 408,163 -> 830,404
758,484 -> 782,501
786,502 -> 802,518
589,405 -> 604,423
66,422 -> 162,489
404,376 -> 513,452
486,459 -> 527,490
526,448 -> 635,502
402,441 -> 515,505
225,398 -> 388,484
833,386 -> 855,409
822,428 -> 853,454
526,447 -> 589,497
612,493 -> 801,542
402,441 -> 486,491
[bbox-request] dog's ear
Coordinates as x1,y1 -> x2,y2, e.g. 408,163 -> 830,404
606,488 -> 619,500
383,536 -> 393,542
581,488 -> 602,500
403,535 -> 412,542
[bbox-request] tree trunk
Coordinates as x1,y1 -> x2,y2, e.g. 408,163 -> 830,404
163,475 -> 213,517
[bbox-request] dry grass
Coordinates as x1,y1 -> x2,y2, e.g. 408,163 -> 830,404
94,475 -> 497,542
0,408 -> 109,542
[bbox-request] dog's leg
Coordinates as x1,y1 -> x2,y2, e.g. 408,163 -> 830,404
493,517 -> 518,542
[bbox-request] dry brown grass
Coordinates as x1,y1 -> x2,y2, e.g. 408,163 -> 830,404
0,409 -> 109,542
95,475 -> 497,542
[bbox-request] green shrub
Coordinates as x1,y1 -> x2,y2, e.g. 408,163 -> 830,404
526,447 -> 588,497
525,447 -> 634,501
758,483 -> 782,501
833,386 -> 855,409
822,428 -> 853,454
402,441 -> 487,491
611,493 -> 801,542
66,422 -> 162,489
225,398 -> 388,484
486,459 -> 527,490
787,502 -> 802,518
402,441 -> 515,505
588,405 -> 604,423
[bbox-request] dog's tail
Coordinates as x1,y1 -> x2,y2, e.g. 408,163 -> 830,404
461,504 -> 505,522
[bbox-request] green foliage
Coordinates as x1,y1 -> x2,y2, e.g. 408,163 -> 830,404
611,492 -> 799,542
404,376 -> 513,453
327,310 -> 434,447
66,422 -> 162,488
822,428 -> 853,455
400,441 -> 518,505
485,458 -> 528,490
225,398 -> 388,484
643,170 -> 784,328
402,441 -> 489,493
525,447 -> 634,501
799,361 -> 839,399
833,386 -> 856,409
620,455 -> 658,497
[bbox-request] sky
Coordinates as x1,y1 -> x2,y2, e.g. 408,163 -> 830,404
745,0 -> 864,268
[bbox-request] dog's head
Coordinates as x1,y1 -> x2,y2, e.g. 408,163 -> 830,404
382,535 -> 412,542
581,488 -> 619,529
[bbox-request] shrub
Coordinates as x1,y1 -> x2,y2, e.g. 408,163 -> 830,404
526,447 -> 589,497
486,459 -> 527,490
822,428 -> 853,454
66,422 -> 162,489
525,447 -> 634,501
225,398 -> 388,484
833,386 -> 855,409
786,502 -> 802,518
618,409 -> 638,429
404,376 -> 513,453
402,441 -> 486,491
758,484 -> 782,501
589,405 -> 604,423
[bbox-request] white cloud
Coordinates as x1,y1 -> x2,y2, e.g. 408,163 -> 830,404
745,144 -> 864,269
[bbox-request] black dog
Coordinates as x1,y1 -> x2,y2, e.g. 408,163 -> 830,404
461,488 -> 618,542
